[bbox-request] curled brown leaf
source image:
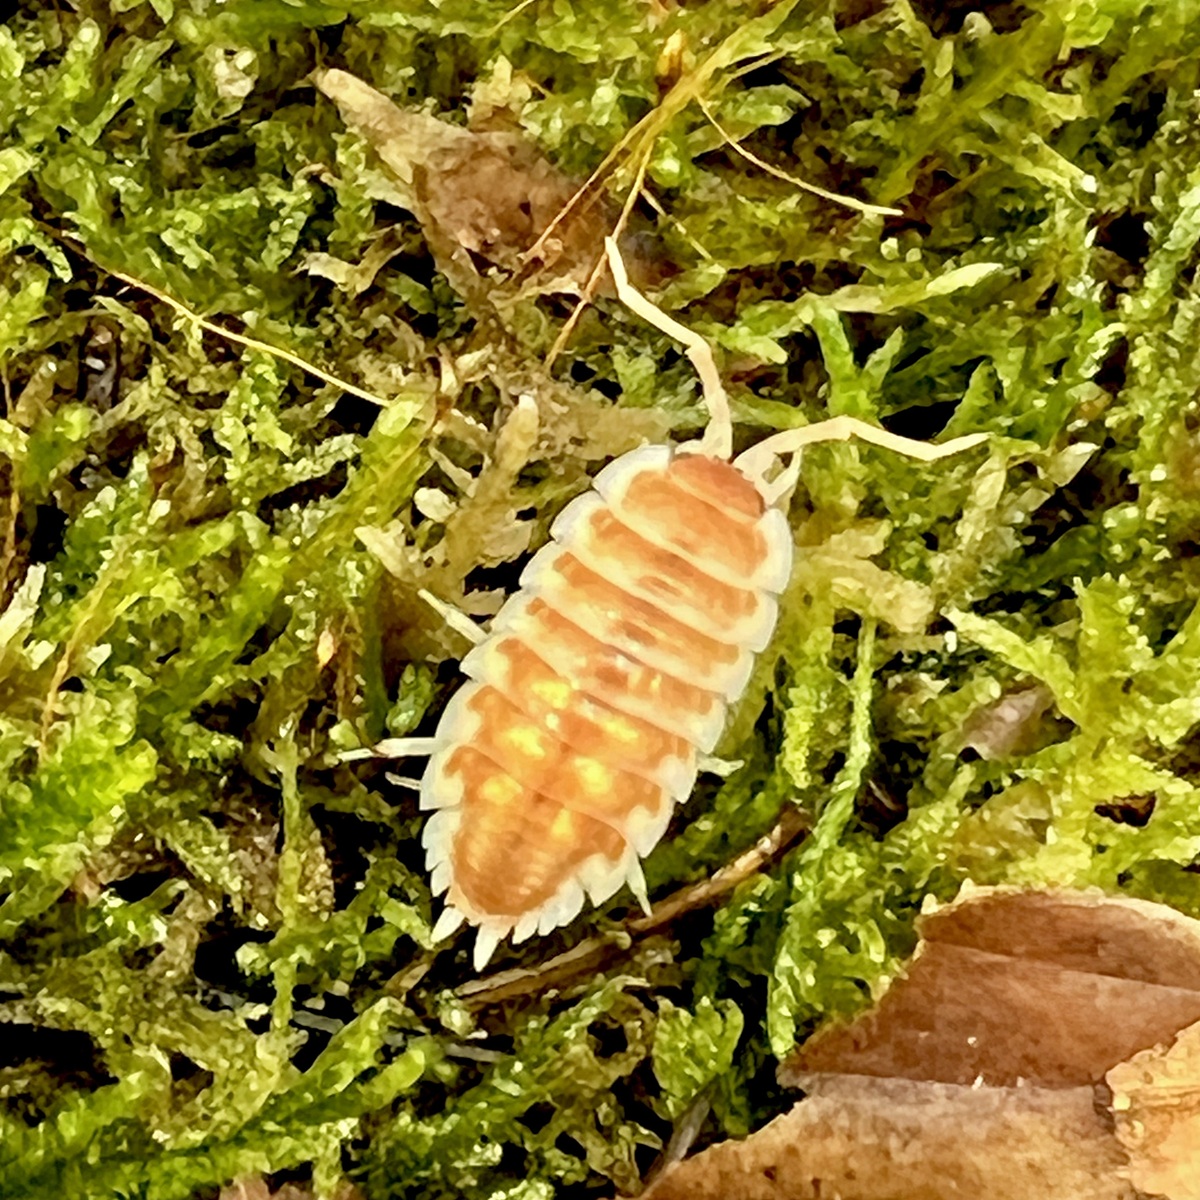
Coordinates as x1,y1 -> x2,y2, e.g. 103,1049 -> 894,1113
639,889 -> 1200,1200
313,68 -> 661,297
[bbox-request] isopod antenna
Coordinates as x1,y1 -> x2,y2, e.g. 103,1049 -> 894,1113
603,236 -> 988,504
603,236 -> 733,462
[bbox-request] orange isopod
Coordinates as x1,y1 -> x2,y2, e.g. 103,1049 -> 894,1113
399,240 -> 986,968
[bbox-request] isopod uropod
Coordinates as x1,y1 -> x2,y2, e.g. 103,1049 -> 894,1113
392,239 -> 986,969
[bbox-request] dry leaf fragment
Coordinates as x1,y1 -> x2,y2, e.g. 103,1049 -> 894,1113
313,68 -> 656,296
638,889 -> 1200,1200
1109,1019 -> 1200,1200
641,1078 -> 1130,1200
784,888 -> 1200,1088
957,682 -> 1061,760
302,227 -> 406,297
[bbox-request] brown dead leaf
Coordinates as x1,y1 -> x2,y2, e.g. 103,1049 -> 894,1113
642,1079 -> 1129,1200
1109,1019 -> 1200,1200
958,683 -> 1063,760
313,68 -> 659,297
638,888 -> 1200,1200
784,887 -> 1200,1087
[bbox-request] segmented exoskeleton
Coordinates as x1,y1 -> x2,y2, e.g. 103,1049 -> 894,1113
384,240 -> 986,969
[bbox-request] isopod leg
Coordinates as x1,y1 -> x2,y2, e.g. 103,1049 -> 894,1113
339,736 -> 440,763
626,858 -> 651,916
697,753 -> 745,778
373,736 -> 441,758
604,236 -> 733,461
417,587 -> 489,646
384,772 -> 422,791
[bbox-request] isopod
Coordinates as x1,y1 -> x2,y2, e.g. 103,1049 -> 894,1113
388,239 -> 986,969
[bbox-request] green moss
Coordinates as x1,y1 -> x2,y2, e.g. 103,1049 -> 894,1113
3,0 -> 1200,1196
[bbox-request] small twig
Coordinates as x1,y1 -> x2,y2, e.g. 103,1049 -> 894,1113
638,186 -> 714,264
488,0 -> 538,35
455,806 -> 810,1007
524,18 -> 795,268
444,1041 -> 507,1064
645,1094 -> 711,1190
544,148 -> 651,369
106,266 -> 396,408
696,96 -> 902,219
46,232 -> 397,410
384,954 -> 434,1001
522,118 -> 647,269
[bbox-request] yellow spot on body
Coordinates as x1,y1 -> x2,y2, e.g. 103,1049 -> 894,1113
480,773 -> 522,807
548,808 -> 579,846
533,678 -> 573,710
505,723 -> 548,761
600,712 -> 637,748
576,758 -> 613,797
